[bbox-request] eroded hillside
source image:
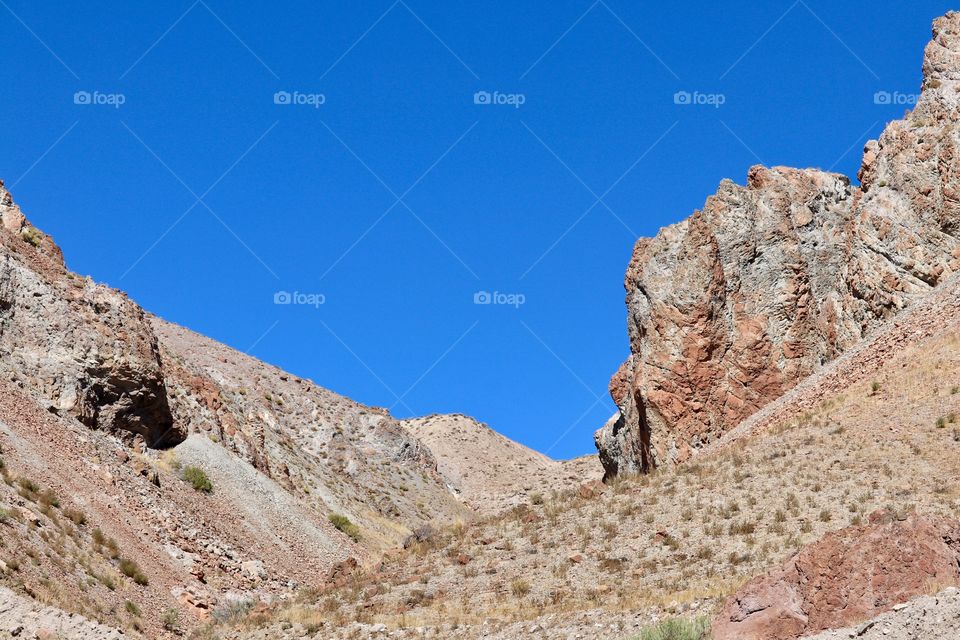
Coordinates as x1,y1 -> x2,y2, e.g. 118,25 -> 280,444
211,273 -> 960,639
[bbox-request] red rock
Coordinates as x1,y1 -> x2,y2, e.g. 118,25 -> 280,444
713,512 -> 960,639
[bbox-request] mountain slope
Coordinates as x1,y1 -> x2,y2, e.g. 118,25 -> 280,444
401,413 -> 602,512
222,252 -> 960,639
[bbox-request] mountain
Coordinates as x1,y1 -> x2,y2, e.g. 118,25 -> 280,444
596,11 -> 960,478
7,9 -> 960,640
0,179 -> 575,636
401,413 -> 601,512
212,262 -> 960,640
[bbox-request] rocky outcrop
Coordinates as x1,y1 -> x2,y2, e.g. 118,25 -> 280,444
713,512 -> 960,640
0,180 -> 181,447
597,11 -> 960,477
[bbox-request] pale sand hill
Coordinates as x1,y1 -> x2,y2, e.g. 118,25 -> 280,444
402,413 -> 602,513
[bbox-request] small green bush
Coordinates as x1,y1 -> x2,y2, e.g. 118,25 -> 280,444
328,513 -> 361,542
637,617 -> 710,640
125,600 -> 141,617
162,608 -> 180,631
119,558 -> 149,586
183,466 -> 213,493
21,227 -> 43,248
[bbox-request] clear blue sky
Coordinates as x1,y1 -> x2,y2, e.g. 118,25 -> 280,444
1,1 -> 953,459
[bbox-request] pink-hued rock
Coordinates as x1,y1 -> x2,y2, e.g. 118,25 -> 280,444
0,180 -> 181,447
713,512 -> 960,640
597,11 -> 960,478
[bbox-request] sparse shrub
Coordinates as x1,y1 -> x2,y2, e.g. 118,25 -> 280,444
328,513 -> 361,542
529,492 -> 544,505
637,616 -> 710,640
870,381 -> 881,395
64,508 -> 86,526
21,226 -> 43,248
183,466 -> 213,493
510,578 -> 530,598
729,520 -> 756,536
819,509 -> 832,522
92,528 -> 120,559
125,601 -> 141,617
119,558 -> 149,585
39,489 -> 60,508
212,598 -> 255,623
161,608 -> 180,632
17,477 -> 39,500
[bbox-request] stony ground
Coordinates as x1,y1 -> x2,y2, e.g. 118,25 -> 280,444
0,586 -> 126,639
803,588 -> 960,640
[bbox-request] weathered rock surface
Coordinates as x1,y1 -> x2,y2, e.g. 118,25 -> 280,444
597,12 -> 960,477
0,181 -> 180,447
802,587 -> 960,640
713,512 -> 960,640
0,586 -> 126,639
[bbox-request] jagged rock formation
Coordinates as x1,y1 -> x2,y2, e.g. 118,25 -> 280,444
714,512 -> 960,640
597,11 -> 960,477
0,180 -> 180,447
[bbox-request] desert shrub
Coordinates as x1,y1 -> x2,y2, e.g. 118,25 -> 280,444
39,489 -> 59,508
637,616 -> 710,640
328,514 -> 361,542
212,598 -> 255,623
21,227 -> 43,248
183,466 -> 213,493
119,558 -> 149,585
0,508 -> 9,523
162,608 -> 180,631
728,520 -> 756,536
510,579 -> 530,598
64,508 -> 86,526
125,601 -> 141,617
17,478 -> 39,500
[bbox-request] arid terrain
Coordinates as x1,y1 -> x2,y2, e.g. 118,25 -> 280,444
6,9 -> 960,640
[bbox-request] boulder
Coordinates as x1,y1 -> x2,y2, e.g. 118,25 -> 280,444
713,512 -> 960,640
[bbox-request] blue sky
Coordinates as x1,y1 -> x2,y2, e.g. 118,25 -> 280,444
1,1 -> 953,458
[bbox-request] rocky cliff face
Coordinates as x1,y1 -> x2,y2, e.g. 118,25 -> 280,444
0,181 -> 181,447
596,12 -> 960,478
